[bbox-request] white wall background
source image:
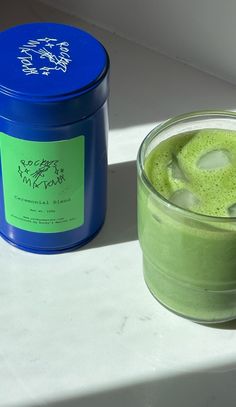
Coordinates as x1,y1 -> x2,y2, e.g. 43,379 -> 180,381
40,0 -> 236,85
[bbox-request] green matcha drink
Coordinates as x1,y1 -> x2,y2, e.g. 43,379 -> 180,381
137,111 -> 236,323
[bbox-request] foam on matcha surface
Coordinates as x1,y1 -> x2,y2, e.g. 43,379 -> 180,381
145,129 -> 236,217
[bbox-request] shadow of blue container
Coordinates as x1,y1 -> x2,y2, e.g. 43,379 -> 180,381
0,22 -> 109,253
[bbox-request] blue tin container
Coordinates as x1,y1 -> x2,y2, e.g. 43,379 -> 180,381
0,22 -> 109,253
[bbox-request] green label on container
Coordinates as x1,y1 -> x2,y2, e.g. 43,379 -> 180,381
0,133 -> 85,233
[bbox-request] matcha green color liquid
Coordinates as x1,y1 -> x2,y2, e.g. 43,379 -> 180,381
138,115 -> 236,323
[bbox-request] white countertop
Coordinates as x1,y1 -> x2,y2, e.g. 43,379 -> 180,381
2,2 -> 236,407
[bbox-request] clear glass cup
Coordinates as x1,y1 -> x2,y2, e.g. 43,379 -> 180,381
137,111 -> 236,323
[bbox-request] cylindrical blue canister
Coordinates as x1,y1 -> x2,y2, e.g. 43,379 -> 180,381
0,22 -> 109,253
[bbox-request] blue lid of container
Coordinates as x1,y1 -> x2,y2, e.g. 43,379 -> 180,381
0,22 -> 109,125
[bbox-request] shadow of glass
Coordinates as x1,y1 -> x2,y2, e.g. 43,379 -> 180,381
203,319 -> 236,330
82,160 -> 137,250
25,362 -> 236,407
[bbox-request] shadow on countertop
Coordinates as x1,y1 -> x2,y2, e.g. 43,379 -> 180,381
203,319 -> 236,330
82,160 -> 137,250
23,360 -> 236,407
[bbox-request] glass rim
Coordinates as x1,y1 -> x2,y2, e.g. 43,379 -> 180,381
137,109 -> 236,223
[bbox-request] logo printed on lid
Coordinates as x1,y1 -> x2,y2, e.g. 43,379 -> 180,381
17,37 -> 72,76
